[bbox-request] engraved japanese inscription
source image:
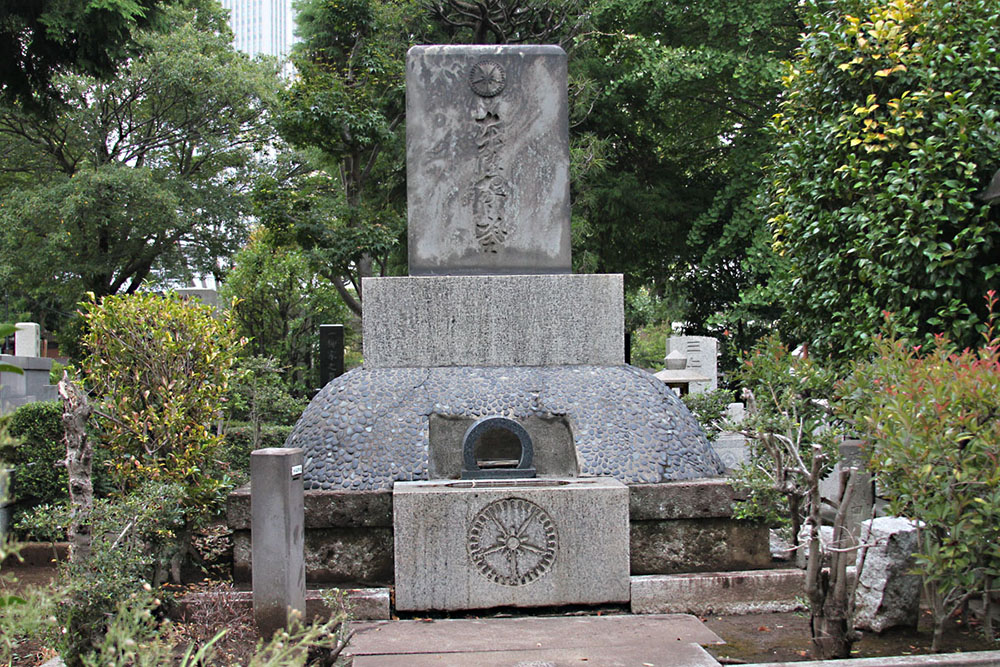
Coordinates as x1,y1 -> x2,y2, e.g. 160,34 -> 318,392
467,497 -> 557,586
467,94 -> 509,252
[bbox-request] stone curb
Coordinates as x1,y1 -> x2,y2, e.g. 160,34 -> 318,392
631,569 -> 808,615
744,651 -> 1000,666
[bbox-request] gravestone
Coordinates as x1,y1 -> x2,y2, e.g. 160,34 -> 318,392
318,324 -> 345,386
14,322 -> 40,357
666,336 -> 718,393
282,42 -> 729,607
406,45 -> 571,276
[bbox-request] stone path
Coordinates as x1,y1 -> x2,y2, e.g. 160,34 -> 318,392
346,613 -> 724,666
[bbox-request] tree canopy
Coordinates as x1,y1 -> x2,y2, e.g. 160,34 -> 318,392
0,3 -> 280,329
0,0 -> 172,113
568,0 -> 800,358
768,0 -> 1000,360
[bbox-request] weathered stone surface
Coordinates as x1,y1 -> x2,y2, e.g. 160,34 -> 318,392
227,486 -> 392,530
347,614 -> 723,665
233,527 -> 394,585
429,412 -> 579,479
14,322 -> 40,357
629,479 -> 737,521
630,518 -> 770,574
393,478 -> 629,611
854,517 -> 921,633
667,336 -> 718,393
631,569 -> 808,615
406,45 -> 570,275
362,274 -> 623,368
250,448 -> 305,636
292,365 -> 724,490
230,481 -> 767,583
0,355 -> 57,414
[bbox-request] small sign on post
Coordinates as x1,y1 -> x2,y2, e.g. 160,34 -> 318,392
251,447 -> 305,637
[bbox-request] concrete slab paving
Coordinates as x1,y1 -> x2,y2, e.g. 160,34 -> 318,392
346,613 -> 724,666
352,640 -> 720,666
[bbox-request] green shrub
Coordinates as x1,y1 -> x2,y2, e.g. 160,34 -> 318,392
55,481 -> 188,664
2,401 -> 112,519
226,355 -> 307,427
4,402 -> 66,507
682,388 -> 736,443
14,502 -> 70,542
838,293 -> 1000,649
80,292 -> 243,511
220,423 -> 294,480
768,0 -> 1000,362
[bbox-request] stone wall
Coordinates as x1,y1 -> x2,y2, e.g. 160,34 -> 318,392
228,478 -> 770,584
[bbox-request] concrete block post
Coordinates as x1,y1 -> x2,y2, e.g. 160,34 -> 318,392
251,448 -> 305,637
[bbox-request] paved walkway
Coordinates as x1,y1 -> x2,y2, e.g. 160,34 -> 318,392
346,613 -> 725,666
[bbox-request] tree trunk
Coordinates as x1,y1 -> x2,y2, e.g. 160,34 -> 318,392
59,374 -> 93,564
805,446 -> 856,659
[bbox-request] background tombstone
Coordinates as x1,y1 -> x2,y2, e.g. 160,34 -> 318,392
666,336 -> 718,393
14,322 -> 40,357
318,324 -> 345,387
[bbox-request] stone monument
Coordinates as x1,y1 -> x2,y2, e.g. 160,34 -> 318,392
283,45 -> 726,611
0,322 -> 58,415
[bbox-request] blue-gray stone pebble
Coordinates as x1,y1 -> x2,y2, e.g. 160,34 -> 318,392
289,365 -> 725,490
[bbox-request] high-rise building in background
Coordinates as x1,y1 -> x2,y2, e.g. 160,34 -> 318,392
219,0 -> 295,60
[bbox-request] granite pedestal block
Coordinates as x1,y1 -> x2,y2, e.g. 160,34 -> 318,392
362,274 -> 624,368
393,477 -> 629,611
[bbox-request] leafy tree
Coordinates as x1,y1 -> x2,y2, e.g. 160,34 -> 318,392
270,0 -> 423,316
571,0 -> 801,348
423,0 -> 586,45
80,292 -> 243,511
0,0 -> 170,113
768,0 -> 1000,361
733,334 -> 852,658
220,229 -> 351,396
838,294 -> 1000,649
0,3 -> 279,330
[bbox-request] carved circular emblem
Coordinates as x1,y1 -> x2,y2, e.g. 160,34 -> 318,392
468,497 -> 557,586
469,60 -> 506,97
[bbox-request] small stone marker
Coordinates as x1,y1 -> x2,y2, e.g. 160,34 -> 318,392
666,336 -> 718,393
406,45 -> 571,275
14,322 -> 40,357
251,448 -> 305,637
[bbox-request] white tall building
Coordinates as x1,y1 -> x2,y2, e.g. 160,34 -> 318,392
219,0 -> 295,59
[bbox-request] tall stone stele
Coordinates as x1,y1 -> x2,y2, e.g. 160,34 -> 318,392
407,45 -> 571,276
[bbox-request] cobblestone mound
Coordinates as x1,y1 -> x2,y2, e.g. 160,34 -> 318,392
290,365 -> 724,490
